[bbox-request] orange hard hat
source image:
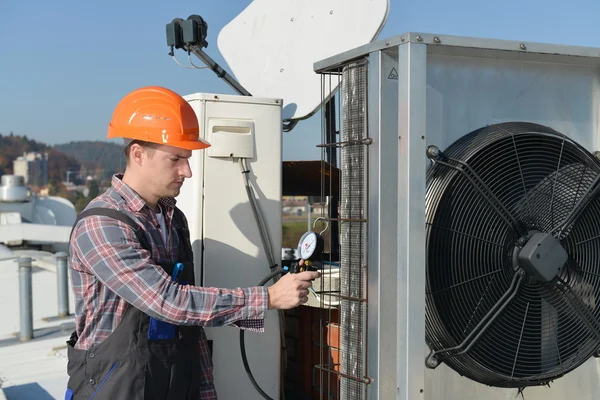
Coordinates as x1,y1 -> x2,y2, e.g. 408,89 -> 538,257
107,86 -> 210,151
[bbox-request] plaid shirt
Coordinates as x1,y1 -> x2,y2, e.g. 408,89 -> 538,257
69,174 -> 269,351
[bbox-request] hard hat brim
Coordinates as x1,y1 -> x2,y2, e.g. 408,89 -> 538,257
175,138 -> 212,151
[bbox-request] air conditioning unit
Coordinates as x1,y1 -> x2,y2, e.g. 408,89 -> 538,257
314,33 -> 600,400
175,93 -> 283,400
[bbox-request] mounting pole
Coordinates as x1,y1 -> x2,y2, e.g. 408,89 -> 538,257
187,45 -> 251,96
55,252 -> 70,317
17,257 -> 33,341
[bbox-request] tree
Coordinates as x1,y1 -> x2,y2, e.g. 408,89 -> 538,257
87,179 -> 99,199
47,181 -> 59,196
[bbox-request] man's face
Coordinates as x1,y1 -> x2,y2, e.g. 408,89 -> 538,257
141,144 -> 192,199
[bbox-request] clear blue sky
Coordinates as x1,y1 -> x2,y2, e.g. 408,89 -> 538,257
1,0 -> 599,161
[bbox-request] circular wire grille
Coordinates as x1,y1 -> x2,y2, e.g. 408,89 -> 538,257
425,122 -> 600,388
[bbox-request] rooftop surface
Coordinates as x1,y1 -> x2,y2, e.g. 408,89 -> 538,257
0,250 -> 74,400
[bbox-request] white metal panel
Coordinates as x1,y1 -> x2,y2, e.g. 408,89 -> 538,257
218,0 -> 389,121
314,32 -> 600,73
397,42 -> 428,400
422,49 -> 600,400
185,92 -> 281,106
177,93 -> 283,400
179,94 -> 207,286
366,47 -> 401,399
425,54 -> 600,153
425,359 -> 600,400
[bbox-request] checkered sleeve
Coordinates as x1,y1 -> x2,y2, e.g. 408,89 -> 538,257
71,215 -> 269,330
201,287 -> 269,332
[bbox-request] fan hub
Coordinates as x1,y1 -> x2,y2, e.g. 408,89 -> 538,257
516,231 -> 568,283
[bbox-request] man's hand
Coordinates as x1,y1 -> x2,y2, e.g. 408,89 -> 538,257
267,270 -> 320,309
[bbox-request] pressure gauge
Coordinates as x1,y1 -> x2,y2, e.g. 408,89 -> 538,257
297,231 -> 324,262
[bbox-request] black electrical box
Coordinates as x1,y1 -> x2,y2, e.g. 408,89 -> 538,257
166,21 -> 183,48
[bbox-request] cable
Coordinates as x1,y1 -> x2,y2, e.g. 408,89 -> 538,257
240,268 -> 285,400
171,52 -> 208,70
283,119 -> 299,132
239,158 -> 277,270
238,158 -> 287,399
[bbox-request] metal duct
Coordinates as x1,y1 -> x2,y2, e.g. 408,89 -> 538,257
340,60 -> 368,399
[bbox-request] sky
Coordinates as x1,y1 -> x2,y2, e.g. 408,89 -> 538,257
1,0 -> 600,161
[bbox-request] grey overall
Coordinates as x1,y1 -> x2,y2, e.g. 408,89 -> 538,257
64,208 -> 215,399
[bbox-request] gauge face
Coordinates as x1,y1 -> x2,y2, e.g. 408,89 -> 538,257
299,232 -> 318,259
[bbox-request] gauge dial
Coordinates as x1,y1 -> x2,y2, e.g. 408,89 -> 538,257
298,231 -> 323,260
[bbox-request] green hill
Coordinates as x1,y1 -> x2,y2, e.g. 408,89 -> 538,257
0,133 -> 80,184
0,133 -> 124,185
54,140 -> 124,181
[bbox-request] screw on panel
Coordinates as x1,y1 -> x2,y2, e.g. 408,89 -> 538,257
290,17 -> 294,22
594,151 -> 600,160
385,40 -> 390,46
330,10 -> 333,14
416,35 -> 423,42
520,43 -> 527,50
425,354 -> 439,368
433,36 -> 441,44
426,145 -> 440,159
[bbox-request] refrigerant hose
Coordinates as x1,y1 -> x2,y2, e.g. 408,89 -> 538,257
240,268 -> 286,400
238,157 -> 286,400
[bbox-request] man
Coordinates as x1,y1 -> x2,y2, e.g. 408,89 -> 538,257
65,86 -> 319,399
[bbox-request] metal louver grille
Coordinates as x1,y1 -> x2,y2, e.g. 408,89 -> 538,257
425,122 -> 600,387
340,60 -> 368,399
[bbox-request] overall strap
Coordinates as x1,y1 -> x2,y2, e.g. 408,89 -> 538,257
171,207 -> 196,284
70,208 -> 151,252
172,207 -> 192,252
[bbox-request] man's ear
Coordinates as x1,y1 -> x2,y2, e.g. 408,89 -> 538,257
130,143 -> 144,166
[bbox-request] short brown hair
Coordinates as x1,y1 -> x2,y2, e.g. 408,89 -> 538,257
124,140 -> 161,162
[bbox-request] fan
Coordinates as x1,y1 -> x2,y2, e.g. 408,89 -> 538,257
424,122 -> 600,388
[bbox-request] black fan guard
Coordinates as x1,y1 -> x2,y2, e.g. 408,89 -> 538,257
424,122 -> 600,388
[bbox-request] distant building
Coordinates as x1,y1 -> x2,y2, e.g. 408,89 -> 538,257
282,196 -> 308,216
282,196 -> 329,216
12,152 -> 49,187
